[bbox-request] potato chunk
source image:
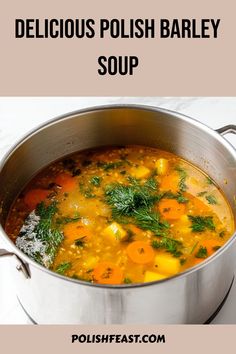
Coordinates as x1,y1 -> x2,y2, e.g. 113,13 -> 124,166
131,166 -> 150,179
154,254 -> 180,275
144,271 -> 167,282
103,222 -> 127,241
155,158 -> 169,175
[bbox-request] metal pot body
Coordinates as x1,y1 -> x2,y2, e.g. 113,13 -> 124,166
0,105 -> 236,324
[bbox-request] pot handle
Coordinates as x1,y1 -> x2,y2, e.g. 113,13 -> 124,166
0,248 -> 30,279
216,125 -> 236,136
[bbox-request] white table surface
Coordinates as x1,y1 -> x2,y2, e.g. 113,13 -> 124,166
0,97 -> 236,324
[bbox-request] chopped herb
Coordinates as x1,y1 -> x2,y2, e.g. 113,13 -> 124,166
80,183 -> 96,198
120,170 -> 127,175
56,262 -> 71,274
56,216 -> 80,226
188,215 -> 215,232
163,191 -> 189,204
175,166 -> 188,192
197,191 -> 207,197
205,195 -> 217,205
144,177 -> 158,190
195,246 -> 208,259
97,161 -> 124,171
219,231 -> 225,238
180,258 -> 187,265
105,181 -> 158,218
190,241 -> 199,254
124,277 -> 132,284
105,178 -> 168,236
35,202 -> 64,260
134,209 -> 170,236
90,176 -> 102,186
151,237 -> 182,257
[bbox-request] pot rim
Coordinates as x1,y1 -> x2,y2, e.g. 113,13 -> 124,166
1,103 -> 236,289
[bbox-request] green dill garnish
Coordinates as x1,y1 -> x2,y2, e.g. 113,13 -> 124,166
197,191 -> 207,197
79,183 -> 96,198
175,166 -> 188,192
56,262 -> 71,274
105,181 -> 158,218
188,215 -> 215,232
55,216 -> 80,226
120,170 -> 127,175
134,209 -> 170,236
35,202 -> 64,262
205,195 -> 217,205
144,177 -> 158,190
124,277 -> 132,284
151,237 -> 182,257
97,161 -> 124,171
90,176 -> 102,186
105,178 -> 169,236
163,191 -> 189,204
195,246 -> 208,259
190,241 -> 199,254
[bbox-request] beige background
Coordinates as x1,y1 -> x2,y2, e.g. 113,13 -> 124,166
0,0 -> 235,95
0,325 -> 235,353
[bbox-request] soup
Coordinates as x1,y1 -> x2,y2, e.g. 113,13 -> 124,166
5,146 -> 234,284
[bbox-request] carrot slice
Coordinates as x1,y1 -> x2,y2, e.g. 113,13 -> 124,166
160,173 -> 179,193
63,221 -> 92,243
126,241 -> 154,264
24,189 -> 50,211
55,173 -> 77,193
93,261 -> 123,284
159,199 -> 185,220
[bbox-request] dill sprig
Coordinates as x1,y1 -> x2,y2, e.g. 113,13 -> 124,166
105,178 -> 169,236
188,215 -> 215,232
151,237 -> 183,257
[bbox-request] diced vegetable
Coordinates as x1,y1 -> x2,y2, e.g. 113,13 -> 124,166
160,174 -> 179,193
93,261 -> 123,284
63,221 -> 92,242
84,255 -> 99,269
130,166 -> 150,179
155,158 -> 169,175
127,241 -> 154,264
103,222 -> 127,241
55,173 -> 77,193
158,199 -> 185,220
144,270 -> 167,282
24,189 -> 50,210
154,253 -> 180,275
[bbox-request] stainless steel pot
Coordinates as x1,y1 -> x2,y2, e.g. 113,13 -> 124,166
0,105 -> 236,324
